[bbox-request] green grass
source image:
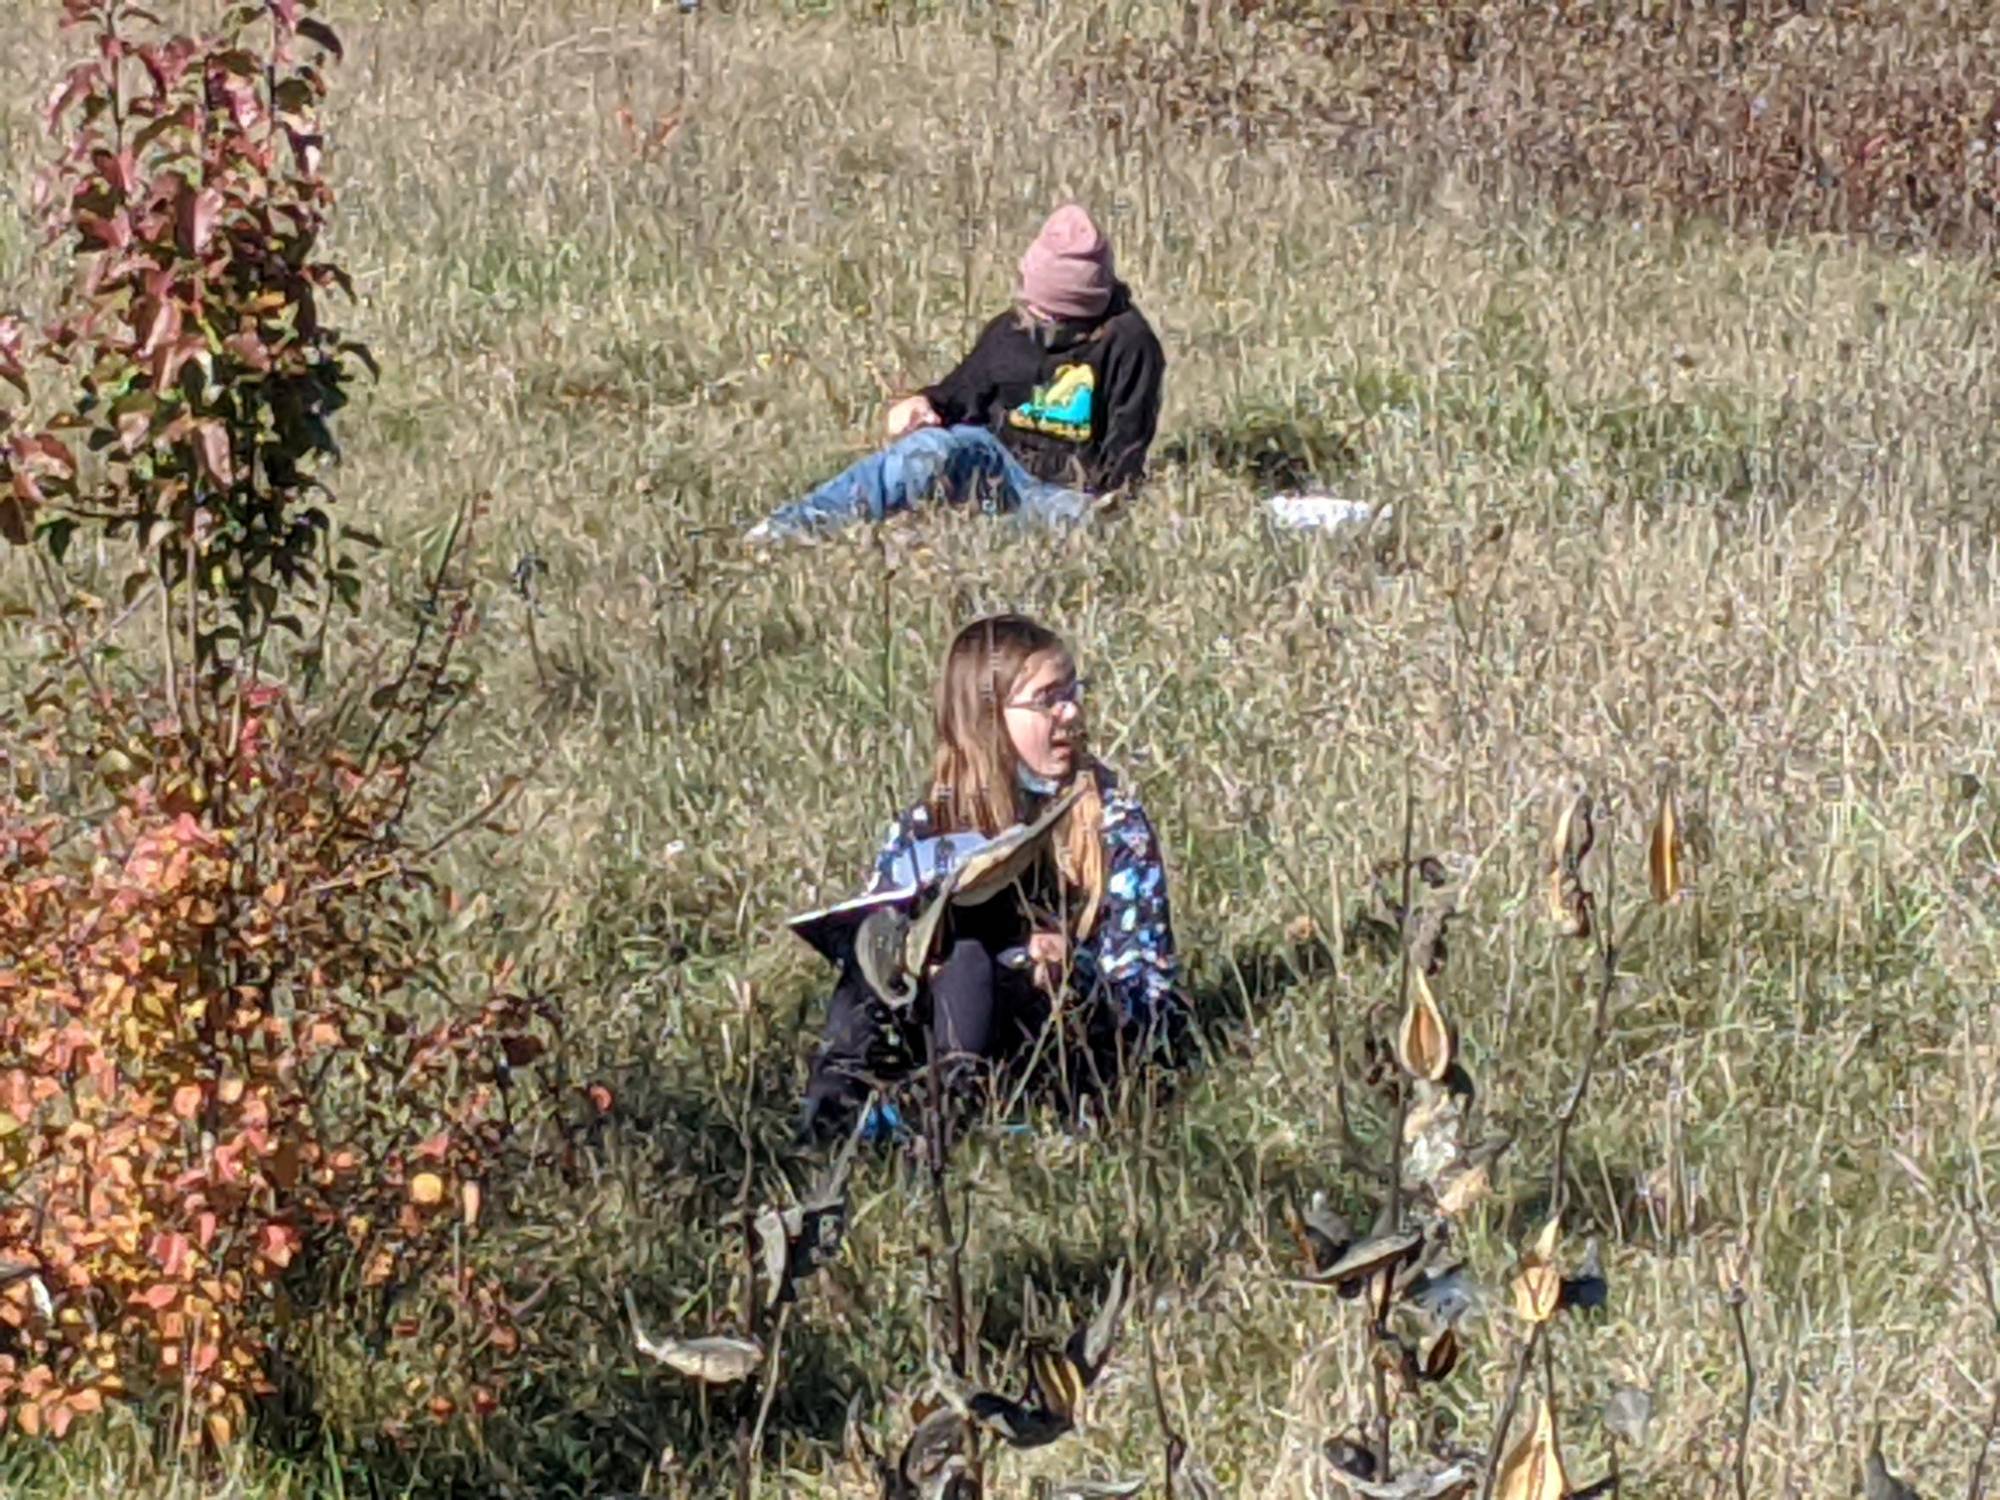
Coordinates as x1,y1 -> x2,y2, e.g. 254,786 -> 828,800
4,0 -> 2000,1496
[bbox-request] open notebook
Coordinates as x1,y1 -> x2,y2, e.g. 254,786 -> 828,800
786,785 -> 1082,966
785,832 -> 994,964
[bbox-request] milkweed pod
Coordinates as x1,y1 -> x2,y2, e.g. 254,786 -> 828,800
1495,1398 -> 1566,1500
1395,968 -> 1453,1082
1649,785 -> 1687,905
1510,1218 -> 1563,1324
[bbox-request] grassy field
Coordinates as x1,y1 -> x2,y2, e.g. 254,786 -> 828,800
4,1 -> 2000,1496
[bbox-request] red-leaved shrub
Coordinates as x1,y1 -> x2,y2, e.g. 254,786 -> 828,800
1,0 -> 546,1448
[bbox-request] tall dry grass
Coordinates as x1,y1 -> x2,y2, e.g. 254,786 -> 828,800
3,1 -> 1999,1496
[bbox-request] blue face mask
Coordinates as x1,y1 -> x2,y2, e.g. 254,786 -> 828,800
1016,763 -> 1062,798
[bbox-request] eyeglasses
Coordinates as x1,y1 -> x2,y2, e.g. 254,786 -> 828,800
1006,677 -> 1087,714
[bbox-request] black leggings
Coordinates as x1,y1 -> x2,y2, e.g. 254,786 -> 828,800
801,924 -> 1051,1135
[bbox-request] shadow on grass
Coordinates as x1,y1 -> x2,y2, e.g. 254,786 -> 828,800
260,932 -> 1381,1497
250,1032 -> 882,1499
1156,411 -> 1363,493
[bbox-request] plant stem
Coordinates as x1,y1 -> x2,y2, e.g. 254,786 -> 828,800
1968,1186 -> 2000,1500
1551,813 -> 1617,1223
1387,769 -> 1415,1233
923,1017 -> 967,1377
1144,1308 -> 1184,1496
734,1053 -> 760,1500
1478,1323 -> 1544,1500
1728,1293 -> 1754,1500
1374,770 -> 1416,1483
744,1304 -> 791,1497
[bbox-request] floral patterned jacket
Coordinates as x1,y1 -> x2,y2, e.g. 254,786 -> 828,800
865,762 -> 1180,1028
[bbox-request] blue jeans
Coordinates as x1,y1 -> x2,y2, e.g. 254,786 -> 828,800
762,426 -> 1090,538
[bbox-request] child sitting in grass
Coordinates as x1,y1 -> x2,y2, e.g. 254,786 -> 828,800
749,206 -> 1166,544
798,613 -> 1180,1141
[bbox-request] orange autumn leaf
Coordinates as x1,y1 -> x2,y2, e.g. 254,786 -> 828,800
257,1222 -> 298,1269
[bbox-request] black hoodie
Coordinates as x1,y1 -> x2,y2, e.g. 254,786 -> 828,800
920,284 -> 1165,495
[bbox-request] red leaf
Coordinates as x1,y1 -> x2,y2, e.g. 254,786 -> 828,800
194,422 -> 233,487
182,186 -> 223,256
136,297 -> 181,359
133,1282 -> 178,1311
223,331 -> 273,373
44,62 -> 101,132
26,434 -> 76,477
116,407 -> 152,452
76,209 -> 132,250
152,336 -> 194,396
0,490 -> 32,546
150,1230 -> 191,1277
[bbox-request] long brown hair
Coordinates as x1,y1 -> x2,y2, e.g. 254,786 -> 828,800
926,614 -> 1108,936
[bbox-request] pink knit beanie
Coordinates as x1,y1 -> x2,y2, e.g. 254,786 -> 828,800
1017,204 -> 1116,323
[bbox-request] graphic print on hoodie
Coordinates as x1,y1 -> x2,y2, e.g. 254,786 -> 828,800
1009,364 -> 1096,443
920,284 -> 1165,494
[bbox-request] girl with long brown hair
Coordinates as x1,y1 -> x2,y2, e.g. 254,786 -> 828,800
798,614 -> 1179,1141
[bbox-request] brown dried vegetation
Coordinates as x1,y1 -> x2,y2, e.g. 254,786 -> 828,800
1075,1 -> 2000,249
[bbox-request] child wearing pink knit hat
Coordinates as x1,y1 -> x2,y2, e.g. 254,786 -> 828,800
1016,203 -> 1118,322
750,204 -> 1165,543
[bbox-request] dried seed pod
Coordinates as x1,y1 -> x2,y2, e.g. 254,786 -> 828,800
1284,1188 -> 1355,1275
1509,1219 -> 1563,1324
1419,1325 -> 1460,1382
895,1407 -> 971,1494
1323,1433 -> 1376,1482
1494,1398 -> 1566,1500
1432,1158 -> 1493,1218
1396,968 -> 1453,1082
1341,1457 -> 1481,1499
1542,793 -> 1593,938
929,1357 -> 1073,1451
1323,1228 -> 1423,1295
964,1390 -> 1071,1449
1648,785 -> 1687,905
1064,1259 -> 1129,1386
626,1288 -> 766,1384
1372,1330 -> 1421,1394
1048,1478 -> 1147,1500
1027,1342 -> 1085,1424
